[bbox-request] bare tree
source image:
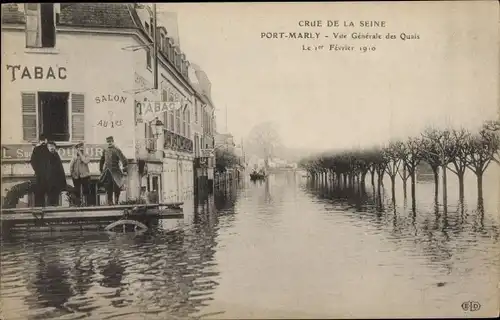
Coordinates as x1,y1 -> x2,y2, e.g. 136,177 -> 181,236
421,128 -> 456,209
482,120 -> 500,164
382,142 -> 402,202
399,137 -> 423,210
466,121 -> 500,201
246,121 -> 283,170
420,136 -> 441,204
447,128 -> 471,201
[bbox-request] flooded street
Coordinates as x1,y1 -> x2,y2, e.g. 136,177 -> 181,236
1,171 -> 499,319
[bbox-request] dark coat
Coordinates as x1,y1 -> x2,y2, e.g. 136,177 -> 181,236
99,146 -> 128,189
46,151 -> 67,192
30,144 -> 66,192
30,143 -> 50,188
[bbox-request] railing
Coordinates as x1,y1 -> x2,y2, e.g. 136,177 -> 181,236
164,129 -> 193,153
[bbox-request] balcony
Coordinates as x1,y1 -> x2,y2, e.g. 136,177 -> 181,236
164,129 -> 193,153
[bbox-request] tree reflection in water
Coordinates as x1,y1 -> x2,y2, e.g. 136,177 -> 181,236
305,177 -> 500,276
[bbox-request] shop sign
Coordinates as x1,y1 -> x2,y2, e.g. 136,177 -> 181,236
1,144 -> 107,161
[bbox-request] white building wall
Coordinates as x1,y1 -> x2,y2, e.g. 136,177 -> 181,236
1,29 -> 137,157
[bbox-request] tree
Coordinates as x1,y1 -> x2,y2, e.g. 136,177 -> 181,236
421,128 -> 456,209
466,121 -> 500,201
420,134 -> 441,204
447,128 -> 471,201
215,148 -> 239,173
400,137 -> 423,210
383,142 -> 402,202
245,122 -> 283,169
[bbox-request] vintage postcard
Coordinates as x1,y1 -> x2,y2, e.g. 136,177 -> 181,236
1,1 -> 499,319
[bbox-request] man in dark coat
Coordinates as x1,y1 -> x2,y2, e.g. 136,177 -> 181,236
30,133 -> 50,207
45,141 -> 67,206
99,136 -> 128,205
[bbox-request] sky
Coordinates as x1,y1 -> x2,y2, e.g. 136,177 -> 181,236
158,1 -> 499,151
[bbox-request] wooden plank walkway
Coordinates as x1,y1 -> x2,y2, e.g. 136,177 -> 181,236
1,202 -> 183,214
0,203 -> 185,232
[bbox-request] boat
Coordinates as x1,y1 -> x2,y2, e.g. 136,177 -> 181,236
0,202 -> 184,233
250,170 -> 266,181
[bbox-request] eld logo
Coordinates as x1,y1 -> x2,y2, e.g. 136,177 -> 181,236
461,301 -> 481,312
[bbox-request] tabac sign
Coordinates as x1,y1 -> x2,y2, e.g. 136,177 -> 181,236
136,101 -> 185,122
1,144 -> 107,162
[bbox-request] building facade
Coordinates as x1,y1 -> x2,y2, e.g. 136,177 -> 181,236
1,3 -> 217,206
190,64 -> 216,193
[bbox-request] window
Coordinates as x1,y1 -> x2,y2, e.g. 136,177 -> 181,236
194,100 -> 198,123
146,49 -> 152,69
152,175 -> 159,192
167,91 -> 175,131
182,106 -> 186,137
25,3 -> 56,48
162,89 -> 168,128
176,109 -> 181,134
187,109 -> 191,138
21,92 -> 84,142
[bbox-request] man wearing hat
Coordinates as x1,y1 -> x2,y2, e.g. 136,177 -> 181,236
99,136 -> 128,205
30,133 -> 50,206
70,142 -> 91,206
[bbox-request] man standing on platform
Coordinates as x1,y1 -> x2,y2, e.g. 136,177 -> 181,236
99,136 -> 128,205
30,133 -> 50,207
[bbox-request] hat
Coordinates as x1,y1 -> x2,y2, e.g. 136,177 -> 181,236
75,142 -> 84,148
106,136 -> 114,141
39,133 -> 47,141
47,141 -> 57,147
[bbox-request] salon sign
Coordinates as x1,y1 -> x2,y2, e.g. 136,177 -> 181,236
1,144 -> 107,162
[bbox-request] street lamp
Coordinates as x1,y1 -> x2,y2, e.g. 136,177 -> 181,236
150,117 -> 164,138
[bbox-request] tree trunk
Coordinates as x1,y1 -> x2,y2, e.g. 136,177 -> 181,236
477,171 -> 483,202
361,171 -> 367,185
402,178 -> 407,200
401,166 -> 407,200
410,168 -> 416,212
432,166 -> 439,205
458,172 -> 465,202
390,175 -> 396,202
441,164 -> 447,209
370,170 -> 375,186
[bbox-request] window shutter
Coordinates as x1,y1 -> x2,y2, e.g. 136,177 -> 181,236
21,92 -> 38,142
71,93 -> 85,142
25,4 -> 41,48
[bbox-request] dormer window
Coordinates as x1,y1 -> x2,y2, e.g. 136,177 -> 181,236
25,3 -> 56,48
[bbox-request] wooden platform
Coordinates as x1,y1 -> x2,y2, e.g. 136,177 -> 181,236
1,203 -> 184,233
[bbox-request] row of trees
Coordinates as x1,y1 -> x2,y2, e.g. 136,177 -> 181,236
299,120 -> 500,209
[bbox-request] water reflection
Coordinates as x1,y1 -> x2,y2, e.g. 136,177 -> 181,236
27,248 -> 74,319
1,188 -> 241,320
1,172 -> 498,319
306,176 -> 499,263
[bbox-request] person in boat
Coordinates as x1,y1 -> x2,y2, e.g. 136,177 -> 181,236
45,141 -> 67,206
69,142 -> 91,206
99,136 -> 128,205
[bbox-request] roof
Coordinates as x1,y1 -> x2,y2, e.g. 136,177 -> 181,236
1,3 -> 139,29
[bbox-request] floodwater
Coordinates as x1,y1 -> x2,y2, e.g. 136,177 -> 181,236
1,169 -> 499,319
